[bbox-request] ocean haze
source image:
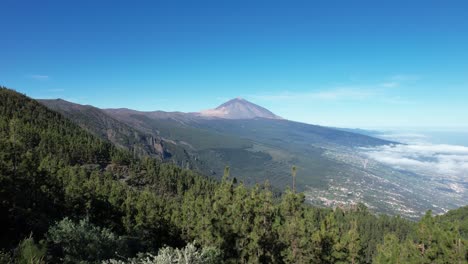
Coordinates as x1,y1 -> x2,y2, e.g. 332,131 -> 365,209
369,129 -> 468,147
424,131 -> 468,147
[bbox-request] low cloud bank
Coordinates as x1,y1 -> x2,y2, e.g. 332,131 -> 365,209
376,132 -> 429,144
361,143 -> 468,185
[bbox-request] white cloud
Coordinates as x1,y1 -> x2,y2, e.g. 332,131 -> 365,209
313,88 -> 376,100
250,75 -> 419,103
380,96 -> 415,105
377,132 -> 429,144
250,86 -> 378,102
29,74 -> 49,80
380,82 -> 399,88
361,143 -> 468,186
391,74 -> 421,81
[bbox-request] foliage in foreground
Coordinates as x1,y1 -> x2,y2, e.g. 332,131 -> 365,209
46,218 -> 126,263
103,243 -> 221,264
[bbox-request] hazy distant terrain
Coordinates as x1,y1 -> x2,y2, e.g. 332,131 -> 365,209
40,98 -> 467,219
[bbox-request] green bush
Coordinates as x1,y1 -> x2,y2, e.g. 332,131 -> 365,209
103,243 -> 222,264
14,235 -> 46,264
0,250 -> 12,264
46,218 -> 126,263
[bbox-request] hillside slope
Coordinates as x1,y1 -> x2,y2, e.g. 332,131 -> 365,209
39,99 -> 199,169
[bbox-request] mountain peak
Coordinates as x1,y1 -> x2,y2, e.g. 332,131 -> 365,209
199,98 -> 282,119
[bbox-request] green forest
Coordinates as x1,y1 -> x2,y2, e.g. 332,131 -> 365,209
0,86 -> 467,263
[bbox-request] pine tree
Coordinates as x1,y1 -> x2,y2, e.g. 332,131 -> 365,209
346,220 -> 361,264
277,189 -> 314,263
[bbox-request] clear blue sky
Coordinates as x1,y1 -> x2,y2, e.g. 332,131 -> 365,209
1,0 -> 467,128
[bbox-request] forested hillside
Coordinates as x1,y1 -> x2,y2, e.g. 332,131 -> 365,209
38,99 -> 194,165
0,87 -> 467,263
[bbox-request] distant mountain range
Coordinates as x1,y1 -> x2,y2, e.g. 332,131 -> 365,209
40,97 -> 452,218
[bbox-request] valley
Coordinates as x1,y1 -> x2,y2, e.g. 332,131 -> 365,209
39,97 -> 466,219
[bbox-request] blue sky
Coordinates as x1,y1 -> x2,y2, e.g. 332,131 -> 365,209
1,0 -> 467,128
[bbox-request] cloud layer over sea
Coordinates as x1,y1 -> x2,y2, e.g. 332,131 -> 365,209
360,131 -> 468,193
362,144 -> 468,179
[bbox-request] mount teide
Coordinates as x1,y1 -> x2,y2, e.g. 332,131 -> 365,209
198,97 -> 282,119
